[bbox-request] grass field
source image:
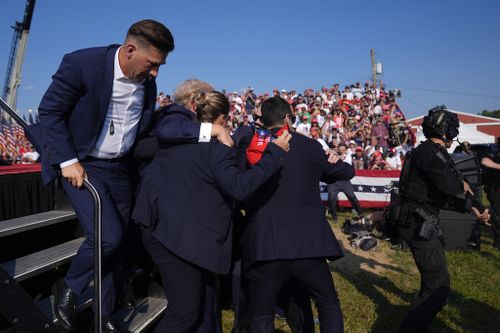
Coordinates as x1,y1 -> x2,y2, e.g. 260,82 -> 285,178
221,213 -> 500,333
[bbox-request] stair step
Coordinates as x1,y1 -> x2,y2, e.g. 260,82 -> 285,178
1,237 -> 85,281
115,282 -> 167,333
0,210 -> 76,238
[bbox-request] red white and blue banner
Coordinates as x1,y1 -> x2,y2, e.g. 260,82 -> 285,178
320,170 -> 401,208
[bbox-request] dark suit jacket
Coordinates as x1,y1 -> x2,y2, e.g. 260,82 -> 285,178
243,132 -> 355,269
133,103 -> 203,177
38,45 -> 157,184
132,140 -> 285,274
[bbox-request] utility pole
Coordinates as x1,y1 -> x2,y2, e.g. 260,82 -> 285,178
370,49 -> 377,86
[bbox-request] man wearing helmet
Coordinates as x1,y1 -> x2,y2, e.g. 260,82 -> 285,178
395,106 -> 472,332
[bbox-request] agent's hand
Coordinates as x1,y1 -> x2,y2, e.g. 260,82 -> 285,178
463,180 -> 474,195
471,207 -> 491,225
212,124 -> 234,148
272,130 -> 292,152
61,162 -> 86,188
325,149 -> 340,164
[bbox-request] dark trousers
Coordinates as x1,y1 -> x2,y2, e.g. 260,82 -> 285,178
276,280 -> 314,333
142,229 -> 221,333
327,180 -> 362,218
486,188 -> 500,247
62,157 -> 134,316
231,259 -> 246,332
398,226 -> 450,333
231,259 -> 314,333
245,258 -> 343,333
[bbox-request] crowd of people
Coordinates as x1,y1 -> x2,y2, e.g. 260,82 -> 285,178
158,82 -> 416,171
1,80 -> 416,170
0,122 -> 38,165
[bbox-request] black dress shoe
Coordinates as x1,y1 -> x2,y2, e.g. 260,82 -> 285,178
118,277 -> 136,310
103,317 -> 120,333
91,317 -> 120,333
51,278 -> 77,332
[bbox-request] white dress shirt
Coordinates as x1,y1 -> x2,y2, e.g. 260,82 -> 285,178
60,48 -> 212,168
88,48 -> 144,159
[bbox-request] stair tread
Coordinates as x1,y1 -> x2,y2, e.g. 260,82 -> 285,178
115,282 -> 167,333
0,210 -> 76,238
1,237 -> 84,281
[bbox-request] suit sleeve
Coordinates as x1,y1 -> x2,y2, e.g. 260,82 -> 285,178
38,53 -> 82,165
235,129 -> 252,171
210,142 -> 285,202
321,159 -> 356,184
153,107 -> 201,143
133,135 -> 160,162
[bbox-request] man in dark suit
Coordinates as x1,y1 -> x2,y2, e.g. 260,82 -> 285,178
132,91 -> 291,332
243,96 -> 355,333
37,20 -> 198,332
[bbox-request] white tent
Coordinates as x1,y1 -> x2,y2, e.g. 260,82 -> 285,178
414,122 -> 495,152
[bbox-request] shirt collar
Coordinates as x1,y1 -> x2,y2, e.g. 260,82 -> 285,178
114,47 -> 127,81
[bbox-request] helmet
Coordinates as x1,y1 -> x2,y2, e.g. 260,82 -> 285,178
422,105 -> 459,142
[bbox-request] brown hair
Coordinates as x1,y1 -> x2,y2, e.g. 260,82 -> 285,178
126,19 -> 175,53
194,91 -> 229,123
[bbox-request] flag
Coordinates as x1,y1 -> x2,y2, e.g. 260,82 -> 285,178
320,169 -> 401,208
3,124 -> 15,154
0,125 -> 6,152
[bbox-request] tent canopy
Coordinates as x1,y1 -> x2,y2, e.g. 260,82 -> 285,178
415,123 -> 495,151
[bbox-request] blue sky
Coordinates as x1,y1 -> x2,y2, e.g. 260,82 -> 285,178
1,0 -> 500,119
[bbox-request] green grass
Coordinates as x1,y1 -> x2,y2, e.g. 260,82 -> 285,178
222,213 -> 500,332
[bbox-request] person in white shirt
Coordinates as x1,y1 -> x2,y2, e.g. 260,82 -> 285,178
310,127 -> 329,151
296,116 -> 311,137
346,140 -> 357,164
230,92 -> 243,113
385,148 -> 402,170
351,82 -> 363,99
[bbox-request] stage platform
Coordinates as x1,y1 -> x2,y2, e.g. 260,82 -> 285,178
0,163 -> 42,176
0,163 -> 53,221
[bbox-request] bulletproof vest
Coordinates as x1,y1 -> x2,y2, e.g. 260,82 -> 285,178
400,160 -> 430,205
399,142 -> 456,209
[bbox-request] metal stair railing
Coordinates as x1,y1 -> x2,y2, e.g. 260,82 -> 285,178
0,97 -> 104,333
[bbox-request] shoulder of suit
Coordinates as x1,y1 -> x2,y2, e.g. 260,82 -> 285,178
291,132 -> 324,150
234,125 -> 254,138
212,139 -> 232,152
159,103 -> 195,119
66,44 -> 120,59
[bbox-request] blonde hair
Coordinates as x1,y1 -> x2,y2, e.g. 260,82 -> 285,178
194,91 -> 229,123
173,79 -> 213,109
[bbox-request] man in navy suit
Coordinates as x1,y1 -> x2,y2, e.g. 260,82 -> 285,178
243,96 -> 355,333
132,91 -> 291,332
37,20 -> 219,332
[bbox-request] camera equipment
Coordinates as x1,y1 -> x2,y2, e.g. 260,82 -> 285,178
350,231 -> 378,251
389,89 -> 402,98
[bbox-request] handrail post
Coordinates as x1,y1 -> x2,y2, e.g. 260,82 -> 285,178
83,179 -> 102,333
